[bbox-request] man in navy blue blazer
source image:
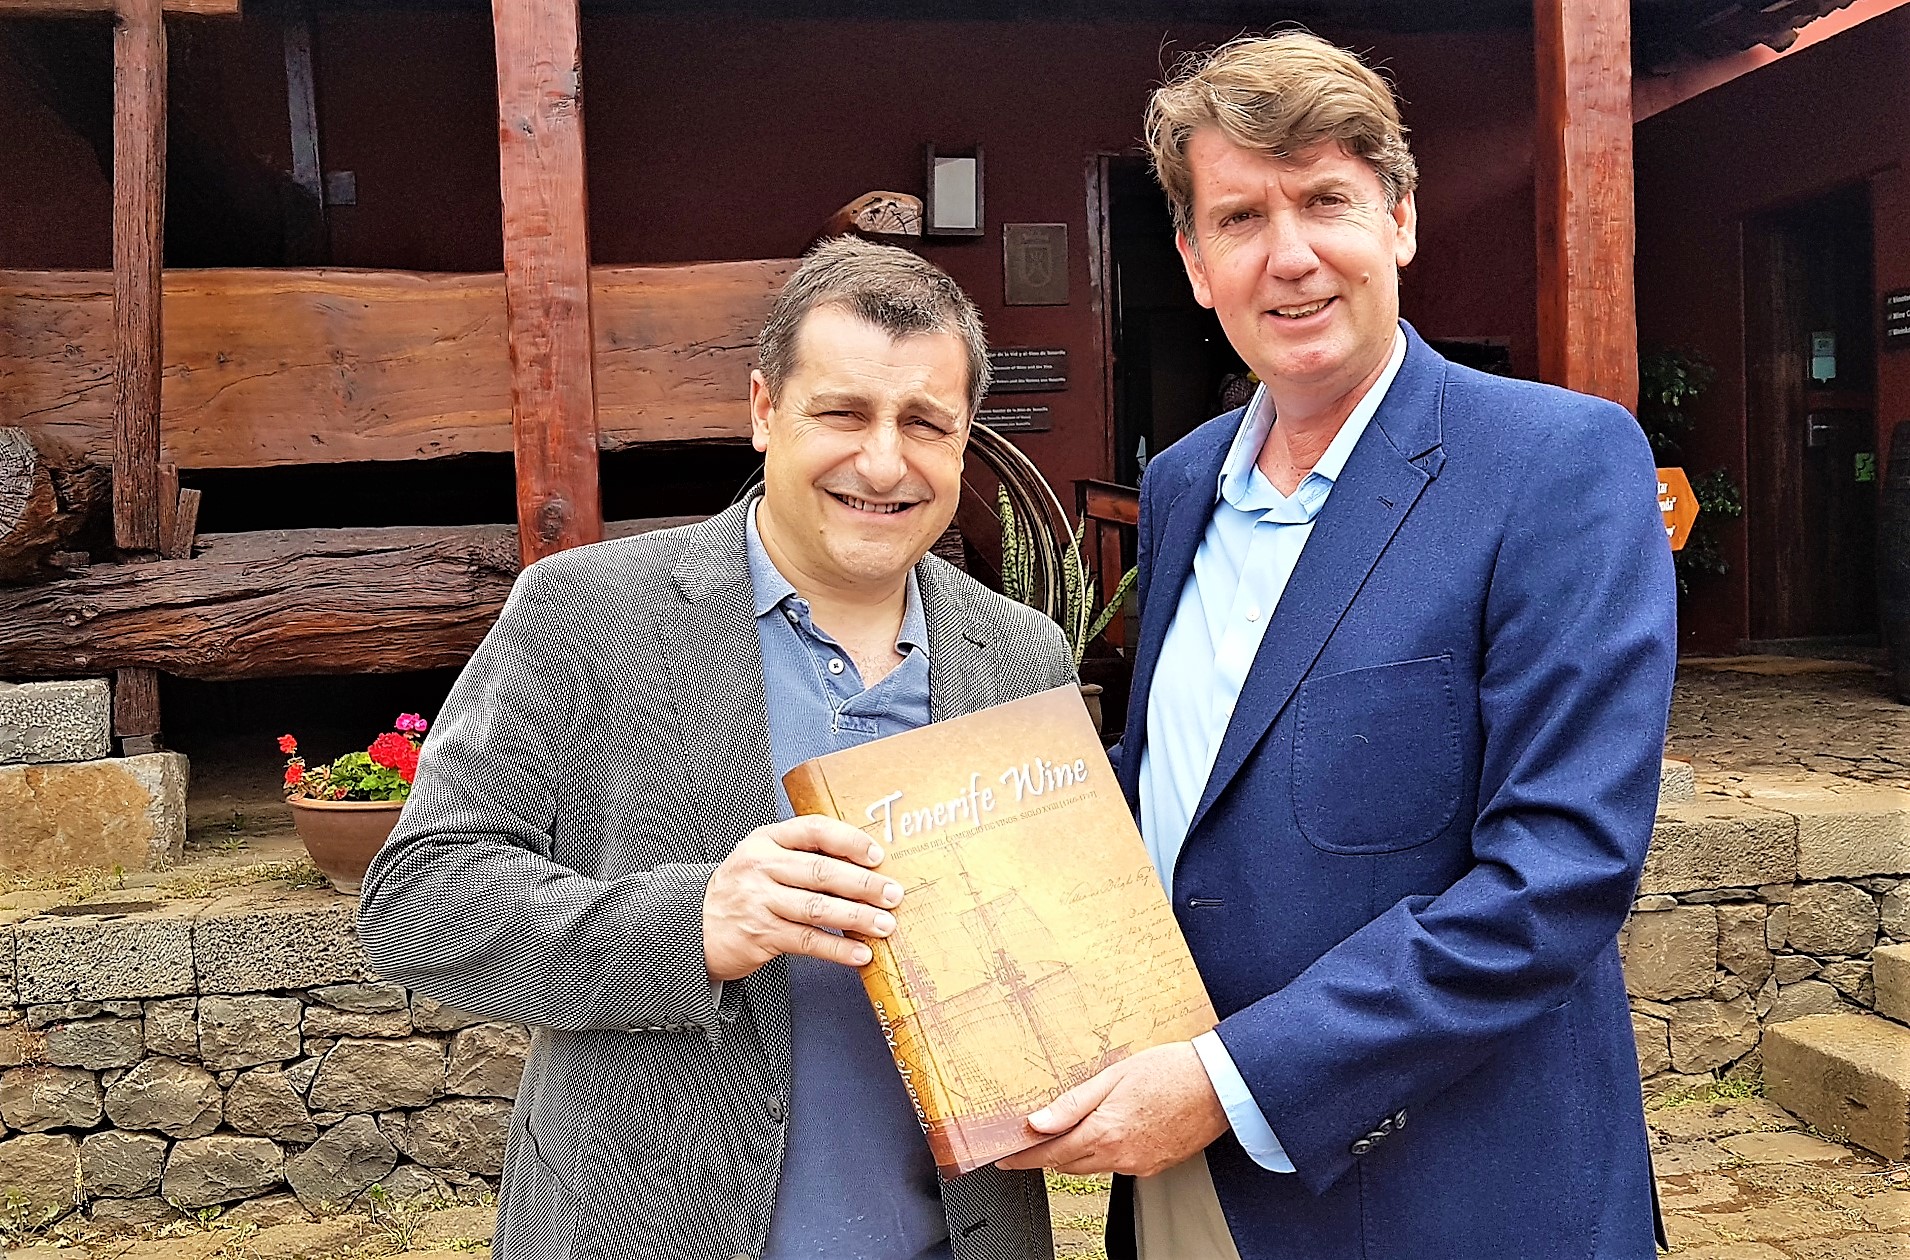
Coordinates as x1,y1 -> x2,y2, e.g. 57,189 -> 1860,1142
999,32 -> 1676,1259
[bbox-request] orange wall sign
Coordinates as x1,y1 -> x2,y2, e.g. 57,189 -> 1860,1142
1658,467 -> 1698,551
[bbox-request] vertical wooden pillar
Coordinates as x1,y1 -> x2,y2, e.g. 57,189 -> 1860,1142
112,0 -> 167,749
1534,0 -> 1639,412
492,0 -> 602,567
112,0 -> 165,553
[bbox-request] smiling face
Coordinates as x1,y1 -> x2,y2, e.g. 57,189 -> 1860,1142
750,304 -> 971,599
1176,128 -> 1417,421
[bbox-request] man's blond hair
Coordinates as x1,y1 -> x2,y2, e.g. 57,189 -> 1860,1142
1145,31 -> 1418,239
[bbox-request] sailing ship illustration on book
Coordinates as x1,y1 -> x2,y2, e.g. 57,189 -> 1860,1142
783,684 -> 1217,1175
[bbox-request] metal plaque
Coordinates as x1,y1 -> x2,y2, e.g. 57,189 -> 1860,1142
1886,290 -> 1910,350
986,348 -> 1068,394
1004,224 -> 1069,305
978,405 -> 1052,433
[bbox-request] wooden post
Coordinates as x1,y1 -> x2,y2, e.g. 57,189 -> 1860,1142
112,0 -> 166,554
491,0 -> 602,566
1534,0 -> 1639,412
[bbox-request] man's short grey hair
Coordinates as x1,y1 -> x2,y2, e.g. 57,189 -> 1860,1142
757,237 -> 992,414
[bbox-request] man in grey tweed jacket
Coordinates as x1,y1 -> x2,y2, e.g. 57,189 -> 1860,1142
358,240 -> 1070,1260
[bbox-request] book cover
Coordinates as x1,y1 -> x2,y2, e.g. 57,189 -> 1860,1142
782,683 -> 1218,1177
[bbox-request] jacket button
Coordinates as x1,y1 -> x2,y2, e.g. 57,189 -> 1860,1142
1350,1138 -> 1373,1157
768,1096 -> 785,1122
1393,1108 -> 1408,1130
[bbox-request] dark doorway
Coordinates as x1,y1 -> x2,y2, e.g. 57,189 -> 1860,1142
1744,183 -> 1878,641
1103,156 -> 1246,486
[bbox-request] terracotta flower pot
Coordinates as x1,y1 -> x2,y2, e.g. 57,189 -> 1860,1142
289,798 -> 404,894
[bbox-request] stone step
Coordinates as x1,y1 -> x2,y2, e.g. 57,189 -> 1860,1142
1877,943 -> 1910,1026
0,679 -> 110,766
1763,1011 -> 1910,1161
1661,758 -> 1695,805
1645,773 -> 1910,894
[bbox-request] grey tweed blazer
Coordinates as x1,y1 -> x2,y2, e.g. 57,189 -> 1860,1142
358,499 -> 1073,1260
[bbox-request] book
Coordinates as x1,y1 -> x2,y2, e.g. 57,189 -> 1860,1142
782,683 -> 1218,1176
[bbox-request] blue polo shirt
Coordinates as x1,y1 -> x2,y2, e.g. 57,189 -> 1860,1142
747,503 -> 951,1260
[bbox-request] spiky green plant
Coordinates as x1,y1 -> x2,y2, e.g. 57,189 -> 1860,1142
997,486 -> 1138,667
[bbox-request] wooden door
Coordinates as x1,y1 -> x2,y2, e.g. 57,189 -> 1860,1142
1744,185 -> 1877,640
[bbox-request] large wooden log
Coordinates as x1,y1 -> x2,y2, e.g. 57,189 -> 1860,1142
0,429 -> 111,582
493,0 -> 601,564
1534,0 -> 1638,411
0,515 -> 700,680
112,0 -> 166,553
1,260 -> 793,468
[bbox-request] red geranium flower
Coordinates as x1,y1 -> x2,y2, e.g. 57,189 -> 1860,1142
368,731 -> 413,771
278,734 -> 298,755
283,763 -> 304,789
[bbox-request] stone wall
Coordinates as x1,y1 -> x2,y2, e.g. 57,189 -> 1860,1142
1623,775 -> 1910,1105
0,889 -> 524,1231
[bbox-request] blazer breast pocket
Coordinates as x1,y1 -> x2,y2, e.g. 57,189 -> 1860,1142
1291,654 -> 1462,855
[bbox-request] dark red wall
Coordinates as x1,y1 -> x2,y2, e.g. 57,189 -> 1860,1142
1636,7 -> 1910,651
1,13 -> 1537,503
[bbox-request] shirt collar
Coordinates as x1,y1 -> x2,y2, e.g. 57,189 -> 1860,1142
745,499 -> 928,652
1217,326 -> 1409,509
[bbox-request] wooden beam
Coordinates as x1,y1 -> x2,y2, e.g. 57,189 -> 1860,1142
0,0 -> 238,16
493,0 -> 601,566
0,429 -> 111,582
0,516 -> 700,680
280,4 -> 327,264
2,258 -> 793,468
1534,0 -> 1639,412
111,0 -> 166,553
113,666 -> 160,750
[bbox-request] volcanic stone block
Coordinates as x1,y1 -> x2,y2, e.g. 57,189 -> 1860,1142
0,679 -> 110,766
411,996 -> 485,1033
302,1005 -> 410,1039
308,1038 -> 443,1112
198,995 -> 302,1070
1769,979 -> 1858,1024
307,982 -> 408,1013
1884,884 -> 1910,941
80,1130 -> 166,1197
397,1098 -> 512,1175
193,891 -> 364,993
1669,996 -> 1760,1073
13,903 -> 196,1004
225,1068 -> 317,1144
1875,944 -> 1910,1025
143,998 -> 197,1057
1619,905 -> 1717,1000
42,1017 -> 144,1070
1765,1012 -> 1910,1160
0,1133 -> 80,1225
0,752 -> 187,874
1747,781 -> 1910,880
1716,902 -> 1774,988
1642,798 -> 1798,895
161,1134 -> 285,1208
444,1023 -> 530,1098
285,1115 -> 397,1211
1631,1010 -> 1671,1077
0,1065 -> 101,1130
1787,882 -> 1880,957
1660,759 -> 1695,806
104,1057 -> 222,1137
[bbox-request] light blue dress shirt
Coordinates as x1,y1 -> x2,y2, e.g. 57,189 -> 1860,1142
1138,329 -> 1407,1173
746,504 -> 952,1260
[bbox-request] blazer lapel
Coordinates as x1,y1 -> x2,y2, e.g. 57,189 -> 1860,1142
656,500 -> 779,865
1119,416 -> 1237,803
918,559 -> 999,721
1185,327 -> 1449,840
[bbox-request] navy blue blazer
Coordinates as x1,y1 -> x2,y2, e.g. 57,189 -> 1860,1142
1110,325 -> 1676,1260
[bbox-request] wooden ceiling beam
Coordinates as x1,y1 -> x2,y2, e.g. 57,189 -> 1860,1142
0,0 -> 240,17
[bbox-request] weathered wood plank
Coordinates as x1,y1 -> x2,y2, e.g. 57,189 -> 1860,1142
0,515 -> 701,680
493,0 -> 600,564
0,429 -> 110,581
1534,0 -> 1638,412
113,666 -> 160,744
112,0 -> 166,552
1,259 -> 791,467
0,0 -> 238,16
